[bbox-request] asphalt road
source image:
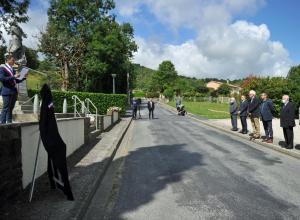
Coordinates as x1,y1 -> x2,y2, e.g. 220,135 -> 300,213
84,102 -> 300,220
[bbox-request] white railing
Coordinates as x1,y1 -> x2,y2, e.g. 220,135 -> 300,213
85,98 -> 98,130
20,95 -> 35,107
72,95 -> 88,117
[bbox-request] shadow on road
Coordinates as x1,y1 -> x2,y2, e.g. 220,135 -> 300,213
109,143 -> 204,219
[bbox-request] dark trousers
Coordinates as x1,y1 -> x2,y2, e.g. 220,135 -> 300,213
1,94 -> 17,124
240,116 -> 247,132
283,127 -> 294,148
149,109 -> 154,119
231,114 -> 237,129
132,108 -> 137,119
262,120 -> 273,139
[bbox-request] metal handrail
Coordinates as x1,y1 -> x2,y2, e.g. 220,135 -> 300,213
20,95 -> 35,107
85,98 -> 98,130
72,95 -> 87,117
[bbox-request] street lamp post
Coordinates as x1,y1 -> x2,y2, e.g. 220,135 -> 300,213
127,73 -> 130,105
111,74 -> 117,94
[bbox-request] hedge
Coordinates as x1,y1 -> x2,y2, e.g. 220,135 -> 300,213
28,89 -> 127,115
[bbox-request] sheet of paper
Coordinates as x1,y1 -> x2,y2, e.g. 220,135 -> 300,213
17,67 -> 29,80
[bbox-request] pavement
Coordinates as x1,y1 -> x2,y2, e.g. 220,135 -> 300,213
211,118 -> 300,147
0,117 -> 132,220
84,102 -> 300,220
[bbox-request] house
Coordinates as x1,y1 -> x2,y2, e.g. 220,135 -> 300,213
206,80 -> 241,95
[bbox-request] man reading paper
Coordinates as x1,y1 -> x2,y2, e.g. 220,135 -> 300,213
0,54 -> 27,124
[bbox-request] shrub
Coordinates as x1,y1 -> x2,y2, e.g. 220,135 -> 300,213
28,89 -> 127,115
145,91 -> 160,98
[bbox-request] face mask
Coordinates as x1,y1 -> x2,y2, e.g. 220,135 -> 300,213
282,100 -> 286,104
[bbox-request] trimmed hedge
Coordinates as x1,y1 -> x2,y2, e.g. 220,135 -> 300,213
28,89 -> 127,115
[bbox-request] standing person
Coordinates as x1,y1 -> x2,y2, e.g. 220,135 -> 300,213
132,99 -> 138,119
248,90 -> 261,139
239,95 -> 249,134
260,93 -> 275,143
229,97 -> 238,131
175,96 -> 181,109
280,95 -> 296,149
0,54 -> 26,124
148,98 -> 155,119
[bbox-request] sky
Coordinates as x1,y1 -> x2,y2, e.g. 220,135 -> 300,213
3,0 -> 300,79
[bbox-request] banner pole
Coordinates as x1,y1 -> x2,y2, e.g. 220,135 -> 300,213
29,135 -> 41,202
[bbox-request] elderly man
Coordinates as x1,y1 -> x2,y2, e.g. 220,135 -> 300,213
248,90 -> 261,139
280,95 -> 296,149
260,93 -> 275,143
239,95 -> 249,134
229,97 -> 238,131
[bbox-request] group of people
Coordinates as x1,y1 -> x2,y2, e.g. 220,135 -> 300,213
132,98 -> 155,120
229,90 -> 297,149
0,54 -> 27,124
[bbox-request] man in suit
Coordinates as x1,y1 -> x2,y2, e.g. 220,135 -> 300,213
239,95 -> 248,134
260,93 -> 275,143
0,54 -> 27,124
229,97 -> 238,131
147,98 -> 155,119
280,95 -> 296,149
248,90 -> 261,139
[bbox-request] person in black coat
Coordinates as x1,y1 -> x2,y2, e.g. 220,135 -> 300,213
147,98 -> 155,119
229,97 -> 238,131
280,95 -> 296,149
248,90 -> 261,139
260,93 -> 275,143
0,54 -> 27,124
239,95 -> 249,134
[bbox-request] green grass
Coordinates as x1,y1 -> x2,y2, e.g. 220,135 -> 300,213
26,71 -> 45,90
168,101 -> 230,119
133,90 -> 146,98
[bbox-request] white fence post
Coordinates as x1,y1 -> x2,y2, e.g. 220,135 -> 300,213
33,94 -> 39,114
63,98 -> 67,114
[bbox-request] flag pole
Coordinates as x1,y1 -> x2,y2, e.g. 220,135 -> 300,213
29,135 -> 41,202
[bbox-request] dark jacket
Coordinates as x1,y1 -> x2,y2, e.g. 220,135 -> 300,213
260,99 -> 274,121
248,96 -> 261,117
239,100 -> 249,117
148,101 -> 155,110
229,101 -> 238,115
0,64 -> 24,95
280,102 -> 296,128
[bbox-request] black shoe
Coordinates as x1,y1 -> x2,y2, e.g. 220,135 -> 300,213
231,128 -> 238,131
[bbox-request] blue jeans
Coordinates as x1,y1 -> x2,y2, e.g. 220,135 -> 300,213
0,94 -> 17,124
262,120 -> 273,139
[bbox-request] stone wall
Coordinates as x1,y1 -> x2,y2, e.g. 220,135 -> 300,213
0,124 -> 23,205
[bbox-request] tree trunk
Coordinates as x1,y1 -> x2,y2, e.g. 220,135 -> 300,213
76,66 -> 80,90
62,60 -> 69,91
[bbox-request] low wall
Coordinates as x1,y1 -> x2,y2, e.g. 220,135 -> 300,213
21,118 -> 85,188
0,112 -> 120,204
0,125 -> 22,205
113,111 -> 119,123
103,115 -> 112,130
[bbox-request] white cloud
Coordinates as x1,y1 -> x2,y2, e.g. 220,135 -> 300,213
116,0 -> 292,78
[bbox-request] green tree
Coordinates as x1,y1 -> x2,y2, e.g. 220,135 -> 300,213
217,84 -> 231,96
0,0 -> 29,44
0,46 -> 7,63
152,61 -> 178,93
24,47 -> 39,69
40,0 -> 136,93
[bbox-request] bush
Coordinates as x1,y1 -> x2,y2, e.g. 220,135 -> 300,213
145,92 -> 160,98
28,89 -> 127,115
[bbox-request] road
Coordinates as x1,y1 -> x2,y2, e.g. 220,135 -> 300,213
84,102 -> 300,220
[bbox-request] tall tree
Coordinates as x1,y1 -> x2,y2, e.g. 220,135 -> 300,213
0,0 -> 29,44
39,0 -> 136,92
152,61 -> 178,93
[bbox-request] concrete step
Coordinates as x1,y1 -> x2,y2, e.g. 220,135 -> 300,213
89,125 -> 96,133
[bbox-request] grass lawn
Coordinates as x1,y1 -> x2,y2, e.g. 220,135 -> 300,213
168,101 -> 230,119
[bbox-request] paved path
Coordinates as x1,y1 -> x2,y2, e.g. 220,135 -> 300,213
211,118 -> 300,149
84,103 -> 300,220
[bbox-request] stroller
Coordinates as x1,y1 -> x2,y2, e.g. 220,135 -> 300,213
177,105 -> 186,116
